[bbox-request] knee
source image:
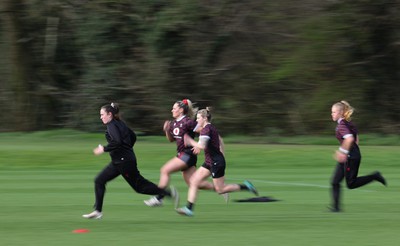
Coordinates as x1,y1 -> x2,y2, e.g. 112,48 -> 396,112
189,176 -> 201,187
160,166 -> 170,175
331,180 -> 340,188
94,176 -> 101,184
346,180 -> 356,189
94,175 -> 105,186
214,187 -> 224,194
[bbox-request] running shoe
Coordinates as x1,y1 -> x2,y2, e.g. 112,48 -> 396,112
82,210 -> 103,219
244,180 -> 258,196
327,206 -> 341,213
169,185 -> 179,209
144,196 -> 163,207
374,171 -> 387,186
176,206 -> 194,217
221,193 -> 229,204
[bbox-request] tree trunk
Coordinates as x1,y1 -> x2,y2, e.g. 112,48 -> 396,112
1,0 -> 34,131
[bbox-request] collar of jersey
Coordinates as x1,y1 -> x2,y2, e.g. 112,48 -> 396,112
176,115 -> 186,122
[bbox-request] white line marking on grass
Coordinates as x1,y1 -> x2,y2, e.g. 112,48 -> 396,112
229,178 -> 375,192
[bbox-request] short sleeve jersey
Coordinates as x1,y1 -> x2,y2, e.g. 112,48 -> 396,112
335,119 -> 358,144
199,124 -> 223,165
170,116 -> 197,153
335,119 -> 361,159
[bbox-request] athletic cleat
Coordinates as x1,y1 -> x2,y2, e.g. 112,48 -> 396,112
244,180 -> 258,196
374,171 -> 387,186
82,210 -> 103,219
327,206 -> 341,213
144,196 -> 163,207
221,193 -> 229,204
176,206 -> 194,217
169,185 -> 179,209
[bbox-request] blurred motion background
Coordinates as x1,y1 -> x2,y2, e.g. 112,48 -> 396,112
0,0 -> 399,136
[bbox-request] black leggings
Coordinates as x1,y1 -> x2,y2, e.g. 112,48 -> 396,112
93,161 -> 168,212
330,157 -> 376,210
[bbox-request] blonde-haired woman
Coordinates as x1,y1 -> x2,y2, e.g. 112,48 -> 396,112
330,101 -> 386,212
176,107 -> 258,216
144,99 -> 214,207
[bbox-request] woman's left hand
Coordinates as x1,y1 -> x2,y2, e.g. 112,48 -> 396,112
334,150 -> 348,163
192,146 -> 201,155
93,144 -> 104,155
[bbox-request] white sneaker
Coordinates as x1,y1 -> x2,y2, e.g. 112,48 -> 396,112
221,193 -> 229,204
144,196 -> 163,207
82,210 -> 103,219
169,185 -> 179,209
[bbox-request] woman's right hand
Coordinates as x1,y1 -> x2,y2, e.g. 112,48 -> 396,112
163,120 -> 171,132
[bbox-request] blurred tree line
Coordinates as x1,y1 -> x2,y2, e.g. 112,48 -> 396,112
0,0 -> 399,135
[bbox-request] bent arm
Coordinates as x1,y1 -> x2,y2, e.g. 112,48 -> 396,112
163,120 -> 174,142
184,133 -> 208,150
219,135 -> 225,155
341,135 -> 354,152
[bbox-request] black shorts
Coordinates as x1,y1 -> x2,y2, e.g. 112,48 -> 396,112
177,150 -> 197,169
202,156 -> 226,178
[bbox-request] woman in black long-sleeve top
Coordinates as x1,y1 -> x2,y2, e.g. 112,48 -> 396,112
83,103 -> 178,219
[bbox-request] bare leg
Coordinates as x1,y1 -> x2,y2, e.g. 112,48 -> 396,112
183,166 -> 214,190
159,157 -> 187,188
187,167 -> 211,203
212,177 -> 241,194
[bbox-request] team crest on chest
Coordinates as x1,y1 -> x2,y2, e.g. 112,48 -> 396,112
173,127 -> 180,135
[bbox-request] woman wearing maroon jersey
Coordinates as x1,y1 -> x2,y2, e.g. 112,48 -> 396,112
329,101 -> 386,212
176,108 -> 258,216
144,99 -> 214,207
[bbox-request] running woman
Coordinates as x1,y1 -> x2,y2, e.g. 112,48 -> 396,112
83,103 -> 178,219
176,107 -> 258,217
329,100 -> 386,212
144,99 -> 214,207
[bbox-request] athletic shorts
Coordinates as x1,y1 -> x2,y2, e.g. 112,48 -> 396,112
177,149 -> 197,169
202,156 -> 226,179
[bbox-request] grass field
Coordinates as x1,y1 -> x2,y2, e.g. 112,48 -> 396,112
0,130 -> 399,246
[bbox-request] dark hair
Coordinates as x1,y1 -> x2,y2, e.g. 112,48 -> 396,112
101,102 -> 120,120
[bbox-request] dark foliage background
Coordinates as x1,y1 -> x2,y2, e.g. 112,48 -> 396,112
0,0 -> 398,135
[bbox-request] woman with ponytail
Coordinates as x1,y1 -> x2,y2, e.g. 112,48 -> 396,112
82,103 -> 178,219
176,107 -> 258,217
329,101 -> 386,212
144,99 -> 215,207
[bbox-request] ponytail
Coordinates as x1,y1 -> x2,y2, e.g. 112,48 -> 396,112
333,100 -> 354,121
197,107 -> 212,122
176,99 -> 198,118
101,102 -> 121,120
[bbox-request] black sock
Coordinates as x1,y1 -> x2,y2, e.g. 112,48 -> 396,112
239,184 -> 247,190
156,194 -> 165,200
187,202 -> 194,211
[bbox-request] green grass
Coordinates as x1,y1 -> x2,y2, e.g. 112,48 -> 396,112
0,130 -> 399,245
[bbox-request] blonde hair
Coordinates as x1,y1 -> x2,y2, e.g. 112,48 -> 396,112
333,100 -> 354,121
176,99 -> 198,118
197,107 -> 212,122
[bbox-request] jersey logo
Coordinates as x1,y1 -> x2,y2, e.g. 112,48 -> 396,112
173,127 -> 180,136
